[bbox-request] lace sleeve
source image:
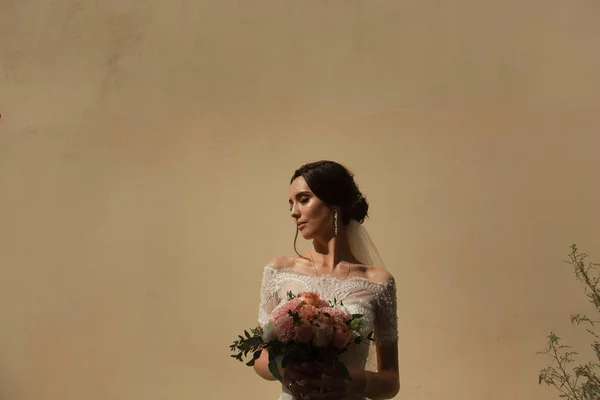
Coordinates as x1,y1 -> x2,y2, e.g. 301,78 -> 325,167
257,266 -> 280,327
374,279 -> 398,346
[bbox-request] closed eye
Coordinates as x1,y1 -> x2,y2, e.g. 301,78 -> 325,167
288,192 -> 311,210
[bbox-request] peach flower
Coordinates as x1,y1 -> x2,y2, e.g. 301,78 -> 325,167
299,292 -> 322,307
297,304 -> 318,321
331,325 -> 352,349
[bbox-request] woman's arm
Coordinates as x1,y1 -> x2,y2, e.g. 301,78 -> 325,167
253,348 -> 279,381
353,370 -> 400,400
320,272 -> 401,400
292,352 -> 399,400
252,334 -> 400,399
254,349 -> 323,400
253,261 -> 284,382
351,271 -> 400,399
347,342 -> 400,399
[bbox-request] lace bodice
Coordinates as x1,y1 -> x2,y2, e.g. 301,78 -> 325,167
257,265 -> 398,400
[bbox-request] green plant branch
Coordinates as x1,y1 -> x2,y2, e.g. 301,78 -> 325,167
552,340 -> 580,399
538,244 -> 600,400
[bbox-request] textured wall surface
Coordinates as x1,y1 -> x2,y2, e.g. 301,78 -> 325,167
1,1 -> 599,399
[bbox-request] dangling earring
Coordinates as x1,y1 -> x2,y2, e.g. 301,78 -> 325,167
334,210 -> 338,236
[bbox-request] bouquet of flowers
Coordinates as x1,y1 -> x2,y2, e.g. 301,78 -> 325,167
230,291 -> 373,381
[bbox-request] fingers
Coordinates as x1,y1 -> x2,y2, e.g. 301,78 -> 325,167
285,366 -> 315,382
298,388 -> 346,400
286,362 -> 323,379
283,375 -> 322,394
283,364 -> 319,398
288,381 -> 312,397
288,377 -> 348,400
297,362 -> 339,378
282,362 -> 349,400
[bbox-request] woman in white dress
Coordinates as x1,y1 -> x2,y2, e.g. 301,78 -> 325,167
253,161 -> 400,400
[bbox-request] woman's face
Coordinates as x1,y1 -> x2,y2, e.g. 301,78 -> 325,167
289,176 -> 334,240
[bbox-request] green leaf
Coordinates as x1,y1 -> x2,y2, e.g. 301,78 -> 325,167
268,359 -> 280,381
244,350 -> 262,366
275,353 -> 285,365
335,361 -> 352,381
268,351 -> 283,382
281,353 -> 293,369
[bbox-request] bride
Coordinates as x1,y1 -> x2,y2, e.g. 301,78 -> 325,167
253,161 -> 400,400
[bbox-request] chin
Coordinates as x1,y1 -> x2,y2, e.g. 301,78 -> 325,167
298,229 -> 314,240
299,231 -> 311,240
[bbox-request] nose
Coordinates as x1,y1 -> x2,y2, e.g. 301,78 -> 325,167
290,203 -> 300,219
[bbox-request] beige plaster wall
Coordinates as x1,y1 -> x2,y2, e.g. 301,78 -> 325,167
1,1 -> 599,399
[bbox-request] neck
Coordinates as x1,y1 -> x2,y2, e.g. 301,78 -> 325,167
311,225 -> 356,273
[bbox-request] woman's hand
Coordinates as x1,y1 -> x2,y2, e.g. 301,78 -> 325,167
282,361 -> 318,399
282,362 -> 350,400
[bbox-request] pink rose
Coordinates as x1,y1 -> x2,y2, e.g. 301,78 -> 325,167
271,298 -> 303,343
319,307 -> 350,327
271,298 -> 302,321
331,326 -> 352,349
294,319 -> 314,343
273,313 -> 295,343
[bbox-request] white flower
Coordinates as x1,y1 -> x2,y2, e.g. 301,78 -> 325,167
312,323 -> 333,348
336,305 -> 350,315
261,321 -> 275,343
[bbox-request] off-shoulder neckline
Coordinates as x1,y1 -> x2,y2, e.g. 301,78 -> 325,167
264,264 -> 395,288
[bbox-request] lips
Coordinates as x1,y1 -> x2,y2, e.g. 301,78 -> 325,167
297,222 -> 307,230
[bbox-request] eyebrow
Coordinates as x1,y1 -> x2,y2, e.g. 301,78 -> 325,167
288,191 -> 312,203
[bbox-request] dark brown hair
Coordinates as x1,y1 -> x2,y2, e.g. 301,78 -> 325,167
290,160 -> 369,256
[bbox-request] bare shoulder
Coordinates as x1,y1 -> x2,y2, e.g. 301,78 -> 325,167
265,255 -> 297,271
365,265 -> 395,285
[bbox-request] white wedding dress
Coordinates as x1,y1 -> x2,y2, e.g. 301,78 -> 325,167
258,265 -> 398,400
